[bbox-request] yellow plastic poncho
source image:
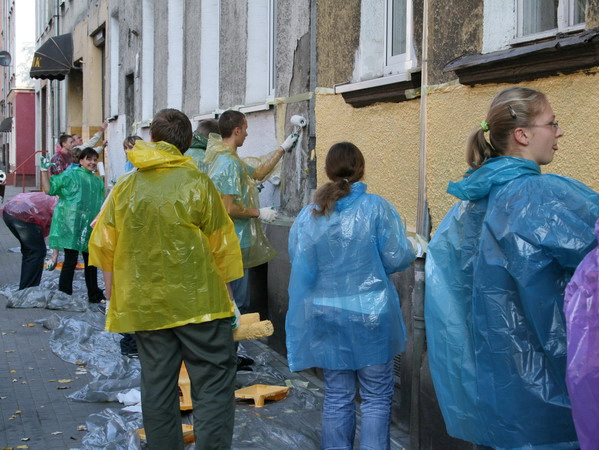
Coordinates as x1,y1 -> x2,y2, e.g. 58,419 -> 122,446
204,134 -> 277,269
88,141 -> 243,333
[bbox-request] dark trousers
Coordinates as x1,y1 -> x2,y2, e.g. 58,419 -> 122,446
136,319 -> 236,450
3,210 -> 46,290
58,248 -> 104,302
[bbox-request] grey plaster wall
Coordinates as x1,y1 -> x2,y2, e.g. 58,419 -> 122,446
428,0 -> 483,85
117,2 -> 143,121
153,1 -> 168,111
182,0 -> 202,116
219,0 -> 247,108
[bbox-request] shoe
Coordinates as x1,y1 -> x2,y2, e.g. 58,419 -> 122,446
95,304 -> 107,314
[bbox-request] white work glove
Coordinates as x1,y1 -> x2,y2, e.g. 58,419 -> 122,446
258,207 -> 277,223
231,301 -> 241,330
40,156 -> 56,172
280,133 -> 299,152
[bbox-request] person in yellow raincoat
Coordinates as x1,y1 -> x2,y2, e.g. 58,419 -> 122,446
88,109 -> 243,449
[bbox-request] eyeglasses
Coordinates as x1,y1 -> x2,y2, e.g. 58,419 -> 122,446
530,121 -> 559,129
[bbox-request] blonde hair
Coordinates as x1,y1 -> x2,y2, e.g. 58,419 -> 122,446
466,87 -> 548,169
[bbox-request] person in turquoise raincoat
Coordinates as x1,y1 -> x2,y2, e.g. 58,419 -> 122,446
185,118 -> 219,172
425,87 -> 599,449
286,142 -> 415,450
41,147 -> 105,303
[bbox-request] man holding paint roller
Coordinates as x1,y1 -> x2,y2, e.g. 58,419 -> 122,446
205,110 -> 298,316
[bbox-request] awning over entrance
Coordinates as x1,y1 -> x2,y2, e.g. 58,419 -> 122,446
0,117 -> 12,133
30,33 -> 73,81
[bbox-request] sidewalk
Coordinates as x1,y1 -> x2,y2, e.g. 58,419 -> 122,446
0,184 -> 116,449
0,184 -> 409,449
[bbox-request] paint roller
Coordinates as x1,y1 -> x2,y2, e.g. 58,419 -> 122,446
287,115 -> 308,152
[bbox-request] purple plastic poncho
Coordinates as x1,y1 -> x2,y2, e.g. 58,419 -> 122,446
565,218 -> 599,450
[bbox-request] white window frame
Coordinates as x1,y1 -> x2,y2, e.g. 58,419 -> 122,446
513,0 -> 586,44
199,0 -> 220,114
384,0 -> 415,76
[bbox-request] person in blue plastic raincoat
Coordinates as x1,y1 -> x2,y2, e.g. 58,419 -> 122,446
185,118 -> 219,173
425,87 -> 599,449
88,109 -> 243,449
286,142 -> 415,450
41,147 -> 105,303
205,110 -> 298,313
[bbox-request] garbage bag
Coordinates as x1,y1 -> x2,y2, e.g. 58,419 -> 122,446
205,133 -> 278,269
48,166 -> 104,252
1,192 -> 57,236
286,182 -> 415,372
89,140 -> 243,333
425,156 -> 599,449
564,218 -> 599,450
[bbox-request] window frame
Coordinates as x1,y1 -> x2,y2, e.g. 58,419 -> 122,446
513,0 -> 587,44
384,0 -> 415,76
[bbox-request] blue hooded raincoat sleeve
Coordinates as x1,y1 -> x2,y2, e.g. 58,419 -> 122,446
286,182 -> 415,372
425,156 -> 599,449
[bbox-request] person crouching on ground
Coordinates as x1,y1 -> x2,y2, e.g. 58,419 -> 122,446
285,142 -> 415,450
88,108 -> 243,449
41,147 -> 105,304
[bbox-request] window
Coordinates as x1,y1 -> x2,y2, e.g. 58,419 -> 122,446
517,0 -> 586,38
245,0 -> 275,105
385,0 -> 414,75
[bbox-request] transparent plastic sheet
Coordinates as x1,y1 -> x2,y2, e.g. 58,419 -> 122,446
43,310 -> 141,402
81,408 -> 142,450
425,156 -> 599,449
286,182 -> 415,372
1,263 -> 103,312
564,218 -> 599,450
205,134 -> 278,268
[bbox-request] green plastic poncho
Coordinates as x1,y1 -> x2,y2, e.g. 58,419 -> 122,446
185,131 -> 209,172
48,166 -> 104,252
88,141 -> 244,333
205,134 -> 277,269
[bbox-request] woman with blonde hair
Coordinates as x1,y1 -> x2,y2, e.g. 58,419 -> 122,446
425,87 -> 599,449
286,142 -> 415,449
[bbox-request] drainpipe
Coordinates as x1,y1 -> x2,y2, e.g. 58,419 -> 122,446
53,0 -> 61,148
410,0 -> 429,448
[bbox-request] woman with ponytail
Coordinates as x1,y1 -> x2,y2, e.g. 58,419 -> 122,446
286,142 -> 415,449
425,87 -> 599,449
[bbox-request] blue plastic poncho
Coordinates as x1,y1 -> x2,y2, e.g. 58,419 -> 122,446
425,156 -> 599,449
185,131 -> 209,173
48,166 -> 104,252
205,134 -> 277,268
286,182 -> 415,372
564,218 -> 599,450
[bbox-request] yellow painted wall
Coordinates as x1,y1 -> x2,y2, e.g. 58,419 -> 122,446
427,70 -> 599,230
314,92 -> 421,232
315,69 -> 599,235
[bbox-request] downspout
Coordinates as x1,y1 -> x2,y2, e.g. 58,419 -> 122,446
410,0 -> 429,448
53,0 -> 61,149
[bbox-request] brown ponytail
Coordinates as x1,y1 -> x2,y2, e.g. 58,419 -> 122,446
313,142 -> 365,216
466,87 -> 548,169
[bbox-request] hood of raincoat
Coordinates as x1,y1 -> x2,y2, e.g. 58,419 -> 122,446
447,156 -> 540,201
335,182 -> 367,211
204,133 -> 234,164
127,140 -> 197,171
190,131 -> 208,151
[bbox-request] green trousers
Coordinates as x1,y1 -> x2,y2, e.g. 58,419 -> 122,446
136,319 -> 236,450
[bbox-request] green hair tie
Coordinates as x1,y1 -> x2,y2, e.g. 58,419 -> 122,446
480,121 -> 489,132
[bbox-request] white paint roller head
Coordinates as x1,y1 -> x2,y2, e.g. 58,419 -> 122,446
290,115 -> 308,128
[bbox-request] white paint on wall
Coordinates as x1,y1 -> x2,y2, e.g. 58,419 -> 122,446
199,0 -> 220,113
109,16 -> 120,117
483,0 -> 515,53
142,0 -> 155,121
167,0 -> 184,109
245,0 -> 271,105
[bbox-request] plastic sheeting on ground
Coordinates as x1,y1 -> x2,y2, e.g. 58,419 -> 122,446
44,307 -> 325,449
1,264 -> 102,312
564,218 -> 599,450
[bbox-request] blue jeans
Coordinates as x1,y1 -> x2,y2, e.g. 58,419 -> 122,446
322,360 -> 394,450
230,268 -> 249,313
